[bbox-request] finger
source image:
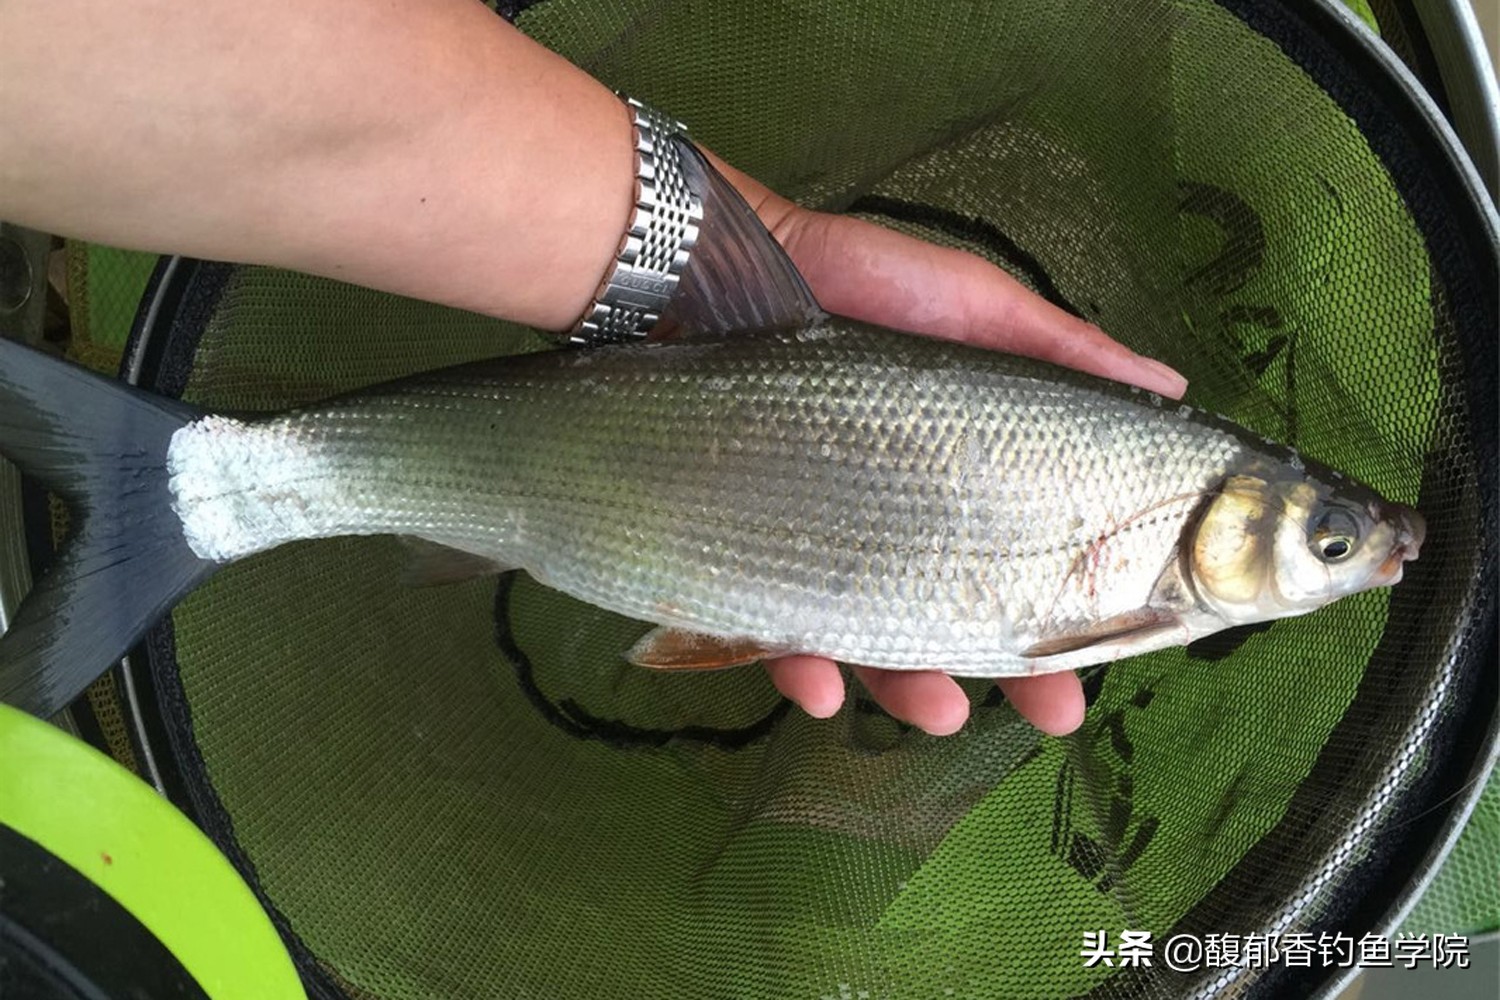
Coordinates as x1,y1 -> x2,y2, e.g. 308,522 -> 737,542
851,666 -> 970,736
699,150 -> 798,231
764,655 -> 845,718
996,672 -> 1086,735
777,211 -> 1187,400
959,270 -> 1188,401
702,150 -> 1186,400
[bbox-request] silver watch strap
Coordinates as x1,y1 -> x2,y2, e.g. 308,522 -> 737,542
569,98 -> 704,345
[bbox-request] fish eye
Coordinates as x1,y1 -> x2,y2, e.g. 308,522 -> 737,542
1310,508 -> 1360,563
1319,537 -> 1351,560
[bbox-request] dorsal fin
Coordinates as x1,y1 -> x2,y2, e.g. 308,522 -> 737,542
655,141 -> 824,338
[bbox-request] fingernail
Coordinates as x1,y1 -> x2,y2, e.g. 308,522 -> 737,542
802,694 -> 842,719
1136,356 -> 1189,398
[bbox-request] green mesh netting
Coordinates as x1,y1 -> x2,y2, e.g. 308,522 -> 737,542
71,1 -> 1495,998
1401,773 -> 1500,937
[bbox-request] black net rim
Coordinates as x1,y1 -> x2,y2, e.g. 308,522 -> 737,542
101,2 -> 1499,998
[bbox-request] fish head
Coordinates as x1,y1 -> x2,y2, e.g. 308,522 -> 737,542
1188,469 -> 1424,625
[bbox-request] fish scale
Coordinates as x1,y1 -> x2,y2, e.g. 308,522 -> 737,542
167,322 -> 1257,674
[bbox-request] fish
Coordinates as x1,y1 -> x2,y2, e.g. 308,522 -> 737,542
0,320 -> 1423,719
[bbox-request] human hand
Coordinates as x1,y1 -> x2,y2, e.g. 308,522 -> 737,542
707,156 -> 1189,738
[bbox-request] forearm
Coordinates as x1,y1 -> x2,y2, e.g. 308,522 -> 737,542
0,0 -> 632,330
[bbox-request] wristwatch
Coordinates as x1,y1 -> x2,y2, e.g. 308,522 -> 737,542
569,97 -> 704,345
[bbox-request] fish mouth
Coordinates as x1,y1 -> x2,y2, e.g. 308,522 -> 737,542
1374,502 -> 1425,586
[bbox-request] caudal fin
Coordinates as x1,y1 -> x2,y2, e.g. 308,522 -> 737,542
0,338 -> 218,718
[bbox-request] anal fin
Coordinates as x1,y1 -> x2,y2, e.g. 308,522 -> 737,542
1022,608 -> 1180,659
627,627 -> 778,671
398,536 -> 513,587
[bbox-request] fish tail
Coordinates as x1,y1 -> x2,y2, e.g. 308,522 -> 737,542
0,338 -> 218,718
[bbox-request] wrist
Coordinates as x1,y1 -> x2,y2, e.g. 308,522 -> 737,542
567,100 -> 704,344
516,84 -> 638,332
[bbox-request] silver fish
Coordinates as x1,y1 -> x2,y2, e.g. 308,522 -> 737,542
0,322 -> 1422,717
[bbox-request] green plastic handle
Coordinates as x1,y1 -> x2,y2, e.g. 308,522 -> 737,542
0,701 -> 307,999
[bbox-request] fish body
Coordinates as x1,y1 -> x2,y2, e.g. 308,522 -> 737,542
174,323 -> 1418,673
0,322 -> 1422,716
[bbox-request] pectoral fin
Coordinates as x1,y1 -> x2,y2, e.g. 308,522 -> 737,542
627,627 -> 779,671
1022,608 -> 1181,658
398,536 -> 513,587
